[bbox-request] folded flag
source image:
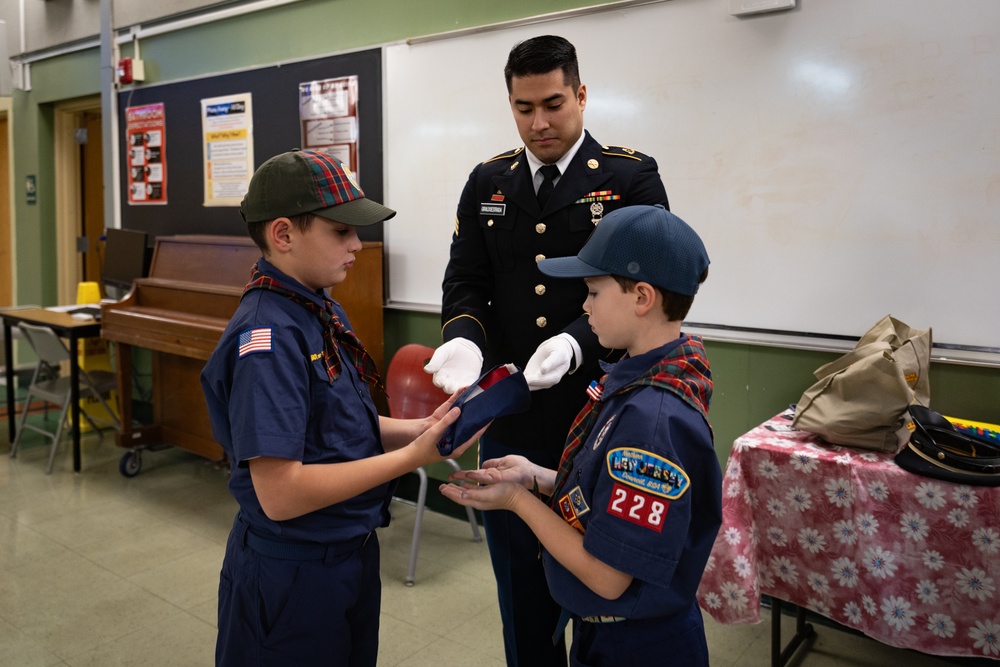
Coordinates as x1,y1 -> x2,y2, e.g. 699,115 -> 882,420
438,363 -> 531,455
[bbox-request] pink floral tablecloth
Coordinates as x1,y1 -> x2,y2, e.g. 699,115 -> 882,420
697,410 -> 1000,660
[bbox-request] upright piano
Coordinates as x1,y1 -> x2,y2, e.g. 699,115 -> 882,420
101,235 -> 384,468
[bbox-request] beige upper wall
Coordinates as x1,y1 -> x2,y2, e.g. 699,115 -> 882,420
2,0 -> 306,56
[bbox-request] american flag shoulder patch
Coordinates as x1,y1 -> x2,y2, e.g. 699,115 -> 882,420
238,327 -> 273,357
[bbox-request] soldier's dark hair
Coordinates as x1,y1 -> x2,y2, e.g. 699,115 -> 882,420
504,35 -> 581,93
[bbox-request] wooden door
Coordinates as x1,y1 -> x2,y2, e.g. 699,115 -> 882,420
82,111 -> 104,293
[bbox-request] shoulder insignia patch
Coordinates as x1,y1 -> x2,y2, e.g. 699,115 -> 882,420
601,145 -> 645,162
482,146 -> 524,165
606,447 -> 690,499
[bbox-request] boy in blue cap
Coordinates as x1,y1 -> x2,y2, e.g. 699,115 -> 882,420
201,150 -> 484,666
441,204 -> 722,667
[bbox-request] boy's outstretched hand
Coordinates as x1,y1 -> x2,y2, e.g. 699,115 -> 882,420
447,454 -> 535,488
440,454 -> 551,511
439,475 -> 525,512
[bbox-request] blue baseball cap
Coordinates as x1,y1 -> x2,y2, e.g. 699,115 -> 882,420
538,205 -> 709,295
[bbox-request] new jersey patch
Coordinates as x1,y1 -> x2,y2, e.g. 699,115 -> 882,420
238,327 -> 273,357
606,447 -> 690,499
606,482 -> 668,532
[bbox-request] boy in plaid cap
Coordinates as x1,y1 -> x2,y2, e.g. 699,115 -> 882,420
201,150 -> 484,666
441,205 -> 722,667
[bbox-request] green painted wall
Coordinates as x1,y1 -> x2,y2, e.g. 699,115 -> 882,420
10,0 -> 1000,483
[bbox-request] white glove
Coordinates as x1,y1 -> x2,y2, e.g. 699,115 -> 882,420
523,333 -> 579,391
424,337 -> 483,395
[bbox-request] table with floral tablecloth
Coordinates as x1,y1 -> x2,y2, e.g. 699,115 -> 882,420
697,409 -> 1000,660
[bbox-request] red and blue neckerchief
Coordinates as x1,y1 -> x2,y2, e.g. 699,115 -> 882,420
550,336 -> 712,509
242,262 -> 385,397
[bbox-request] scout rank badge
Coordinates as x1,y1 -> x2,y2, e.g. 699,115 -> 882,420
555,379 -> 604,532
557,486 -> 590,533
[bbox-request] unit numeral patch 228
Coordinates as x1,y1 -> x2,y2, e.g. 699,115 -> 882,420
607,483 -> 668,533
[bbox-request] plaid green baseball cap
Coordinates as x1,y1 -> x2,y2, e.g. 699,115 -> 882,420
240,150 -> 396,226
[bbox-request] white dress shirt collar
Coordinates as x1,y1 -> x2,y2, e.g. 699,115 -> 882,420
525,131 -> 587,191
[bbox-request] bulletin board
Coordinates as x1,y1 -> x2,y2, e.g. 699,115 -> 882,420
117,48 -> 383,241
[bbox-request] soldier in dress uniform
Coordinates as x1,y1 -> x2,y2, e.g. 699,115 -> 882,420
425,35 -> 670,667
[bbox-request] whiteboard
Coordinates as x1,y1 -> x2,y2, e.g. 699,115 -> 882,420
384,0 -> 1000,355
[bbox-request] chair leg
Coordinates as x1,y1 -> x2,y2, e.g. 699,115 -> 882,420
94,390 -> 122,431
406,467 -> 429,586
81,373 -> 122,432
10,391 -> 36,459
445,458 -> 482,542
45,400 -> 72,475
81,408 -> 102,435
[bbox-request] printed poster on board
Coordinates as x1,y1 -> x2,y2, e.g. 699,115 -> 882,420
201,93 -> 254,207
299,76 -> 359,177
125,103 -> 167,205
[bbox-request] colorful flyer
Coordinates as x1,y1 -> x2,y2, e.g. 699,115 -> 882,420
125,103 -> 167,205
201,93 -> 254,207
299,76 -> 359,177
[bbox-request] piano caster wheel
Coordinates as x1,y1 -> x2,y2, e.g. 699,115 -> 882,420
119,451 -> 142,477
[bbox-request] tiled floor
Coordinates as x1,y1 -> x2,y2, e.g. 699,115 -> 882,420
0,426 -> 984,666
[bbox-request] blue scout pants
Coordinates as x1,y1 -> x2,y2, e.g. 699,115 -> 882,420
569,602 -> 709,667
216,515 -> 381,667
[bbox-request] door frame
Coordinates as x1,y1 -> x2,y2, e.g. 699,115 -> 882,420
0,98 -> 12,307
54,95 -> 103,305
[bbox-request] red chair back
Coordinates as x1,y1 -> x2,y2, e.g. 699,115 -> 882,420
385,343 -> 449,419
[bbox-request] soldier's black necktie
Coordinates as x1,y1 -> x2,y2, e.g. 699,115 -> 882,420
536,164 -> 560,209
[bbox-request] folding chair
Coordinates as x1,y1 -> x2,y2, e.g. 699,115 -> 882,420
386,343 -> 482,585
9,323 -> 121,474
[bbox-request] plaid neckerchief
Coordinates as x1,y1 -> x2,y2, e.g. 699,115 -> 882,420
550,336 -> 713,508
243,262 -> 385,396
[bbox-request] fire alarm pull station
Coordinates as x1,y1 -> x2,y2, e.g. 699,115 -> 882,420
117,58 -> 145,84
